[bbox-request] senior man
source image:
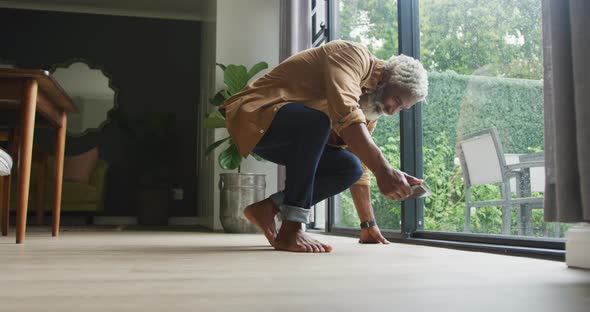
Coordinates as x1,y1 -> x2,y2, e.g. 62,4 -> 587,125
221,40 -> 428,253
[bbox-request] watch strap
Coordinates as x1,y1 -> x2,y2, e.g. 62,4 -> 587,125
360,219 -> 377,229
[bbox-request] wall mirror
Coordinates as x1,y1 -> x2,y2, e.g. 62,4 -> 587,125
52,61 -> 116,136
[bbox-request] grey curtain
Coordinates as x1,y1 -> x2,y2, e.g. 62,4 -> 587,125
279,0 -> 311,62
277,0 -> 311,190
542,0 -> 589,222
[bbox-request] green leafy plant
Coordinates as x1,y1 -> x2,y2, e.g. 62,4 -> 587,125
109,110 -> 176,187
203,62 -> 268,171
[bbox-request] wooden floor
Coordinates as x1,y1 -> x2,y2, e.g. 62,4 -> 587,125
1,228 -> 589,312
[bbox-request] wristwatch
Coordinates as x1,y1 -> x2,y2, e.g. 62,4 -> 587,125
359,219 -> 377,229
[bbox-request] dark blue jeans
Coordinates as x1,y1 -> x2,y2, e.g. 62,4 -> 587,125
252,103 -> 363,223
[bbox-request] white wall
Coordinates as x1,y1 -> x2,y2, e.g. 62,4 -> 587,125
198,0 -> 280,230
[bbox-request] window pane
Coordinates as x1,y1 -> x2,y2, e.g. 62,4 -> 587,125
419,0 -> 567,237
312,0 -> 328,47
332,0 -> 401,230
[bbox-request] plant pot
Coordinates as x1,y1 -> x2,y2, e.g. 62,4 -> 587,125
137,187 -> 170,226
219,173 -> 266,233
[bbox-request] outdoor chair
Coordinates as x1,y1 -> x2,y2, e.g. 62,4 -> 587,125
456,127 -> 544,235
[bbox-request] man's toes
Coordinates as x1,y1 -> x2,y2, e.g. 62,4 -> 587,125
294,244 -> 306,253
309,239 -> 323,252
290,242 -> 308,252
313,244 -> 324,253
317,243 -> 329,253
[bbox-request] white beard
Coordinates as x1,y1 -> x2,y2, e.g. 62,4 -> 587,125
359,84 -> 386,121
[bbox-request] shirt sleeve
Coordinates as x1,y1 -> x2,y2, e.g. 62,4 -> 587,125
323,46 -> 370,135
352,120 -> 379,186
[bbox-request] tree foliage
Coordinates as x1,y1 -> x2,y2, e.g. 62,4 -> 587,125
337,0 -> 543,79
337,0 -> 399,60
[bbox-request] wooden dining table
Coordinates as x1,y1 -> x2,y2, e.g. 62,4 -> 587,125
0,68 -> 77,243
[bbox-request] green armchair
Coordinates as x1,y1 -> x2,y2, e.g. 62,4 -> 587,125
41,157 -> 109,212
10,152 -> 109,214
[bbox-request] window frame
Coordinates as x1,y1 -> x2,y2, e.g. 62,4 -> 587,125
320,0 -> 565,260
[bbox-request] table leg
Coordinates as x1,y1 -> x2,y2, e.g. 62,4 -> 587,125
515,173 -> 523,236
52,112 -> 66,237
0,175 -> 8,236
520,168 -> 533,236
0,176 -> 3,234
2,130 -> 17,236
35,154 -> 46,225
16,79 -> 37,244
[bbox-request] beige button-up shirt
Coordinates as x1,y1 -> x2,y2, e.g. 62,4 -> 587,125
222,40 -> 384,185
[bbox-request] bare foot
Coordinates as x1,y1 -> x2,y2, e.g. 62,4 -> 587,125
244,198 -> 280,246
274,221 -> 333,253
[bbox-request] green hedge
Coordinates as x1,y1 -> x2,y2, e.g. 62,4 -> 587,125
339,72 -> 551,235
423,71 -> 544,153
371,71 -> 544,158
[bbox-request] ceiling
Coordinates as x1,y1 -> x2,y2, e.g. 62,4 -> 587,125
0,0 -> 215,21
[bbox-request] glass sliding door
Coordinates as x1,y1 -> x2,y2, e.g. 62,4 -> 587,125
419,0 -> 566,238
330,0 -> 402,231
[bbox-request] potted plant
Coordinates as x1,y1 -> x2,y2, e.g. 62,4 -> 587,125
110,110 -> 176,226
204,61 -> 268,233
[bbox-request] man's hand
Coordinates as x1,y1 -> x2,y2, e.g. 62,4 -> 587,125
359,225 -> 390,244
404,173 -> 424,186
340,123 -> 424,201
375,167 -> 412,200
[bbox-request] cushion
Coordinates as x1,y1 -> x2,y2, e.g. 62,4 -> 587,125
63,147 -> 98,184
60,181 -> 100,203
0,147 -> 12,176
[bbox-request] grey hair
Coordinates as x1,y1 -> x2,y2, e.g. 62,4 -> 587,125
383,54 -> 428,101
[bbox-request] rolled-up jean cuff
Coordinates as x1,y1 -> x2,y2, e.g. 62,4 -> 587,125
279,204 -> 310,223
269,192 -> 284,207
